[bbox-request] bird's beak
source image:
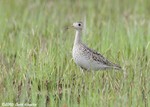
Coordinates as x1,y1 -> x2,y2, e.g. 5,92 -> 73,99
69,25 -> 74,28
65,25 -> 74,30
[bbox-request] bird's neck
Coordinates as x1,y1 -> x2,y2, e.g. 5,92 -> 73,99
74,30 -> 82,46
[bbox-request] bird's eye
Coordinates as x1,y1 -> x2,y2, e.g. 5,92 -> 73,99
78,23 -> 81,26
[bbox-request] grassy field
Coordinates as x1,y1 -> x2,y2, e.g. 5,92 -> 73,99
0,0 -> 150,107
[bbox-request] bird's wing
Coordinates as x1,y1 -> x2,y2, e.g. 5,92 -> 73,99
82,44 -> 121,68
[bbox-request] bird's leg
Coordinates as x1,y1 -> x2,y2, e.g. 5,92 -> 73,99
80,66 -> 87,76
92,70 -> 95,81
122,67 -> 127,79
79,67 -> 86,86
81,68 -> 85,76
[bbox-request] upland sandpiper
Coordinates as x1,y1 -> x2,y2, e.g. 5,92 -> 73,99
69,22 -> 121,71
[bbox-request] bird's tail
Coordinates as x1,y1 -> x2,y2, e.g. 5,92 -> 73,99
112,64 -> 122,70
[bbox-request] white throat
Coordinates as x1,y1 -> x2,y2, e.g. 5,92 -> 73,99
74,30 -> 82,46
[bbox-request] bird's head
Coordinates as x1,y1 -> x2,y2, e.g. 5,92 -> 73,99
72,22 -> 83,31
64,21 -> 83,31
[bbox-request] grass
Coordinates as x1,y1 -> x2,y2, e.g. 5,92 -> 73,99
0,0 -> 150,107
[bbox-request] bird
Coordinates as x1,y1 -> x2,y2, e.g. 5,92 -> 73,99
68,21 -> 122,71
